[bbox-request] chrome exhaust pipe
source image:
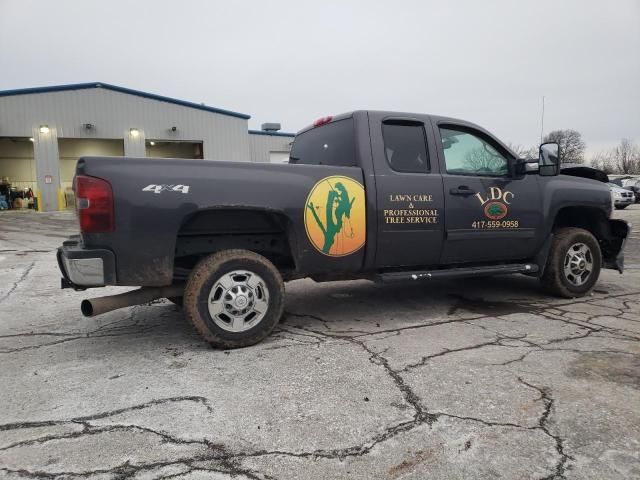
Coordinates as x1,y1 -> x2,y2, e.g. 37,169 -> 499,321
81,285 -> 184,317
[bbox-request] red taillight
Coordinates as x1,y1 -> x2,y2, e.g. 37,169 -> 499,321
75,175 -> 114,233
313,115 -> 333,127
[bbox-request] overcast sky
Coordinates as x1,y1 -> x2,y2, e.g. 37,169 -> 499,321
1,0 -> 638,155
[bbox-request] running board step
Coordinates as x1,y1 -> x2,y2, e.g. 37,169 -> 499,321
376,263 -> 539,283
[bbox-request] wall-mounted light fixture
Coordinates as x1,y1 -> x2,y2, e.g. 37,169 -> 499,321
130,128 -> 139,138
83,123 -> 94,131
39,125 -> 50,134
149,141 -> 156,146
29,137 -> 35,142
170,126 -> 177,132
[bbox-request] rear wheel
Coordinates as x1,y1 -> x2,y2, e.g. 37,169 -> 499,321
183,250 -> 284,349
541,227 -> 601,298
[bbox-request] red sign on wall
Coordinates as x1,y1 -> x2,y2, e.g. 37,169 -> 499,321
45,175 -> 53,184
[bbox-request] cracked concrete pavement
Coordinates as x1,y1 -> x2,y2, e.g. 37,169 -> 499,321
0,207 -> 639,479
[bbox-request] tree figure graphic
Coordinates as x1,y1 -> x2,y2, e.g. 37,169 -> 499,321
307,181 -> 355,254
487,204 -> 504,217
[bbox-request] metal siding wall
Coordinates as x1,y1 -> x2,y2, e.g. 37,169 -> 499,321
31,126 -> 60,211
0,88 -> 251,210
248,134 -> 294,163
0,89 -> 251,157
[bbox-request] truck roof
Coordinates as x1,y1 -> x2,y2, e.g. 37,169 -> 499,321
296,110 -> 517,157
298,110 -> 489,134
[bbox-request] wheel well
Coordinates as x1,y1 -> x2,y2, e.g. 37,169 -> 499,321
551,206 -> 619,262
552,207 -> 608,236
173,209 -> 296,279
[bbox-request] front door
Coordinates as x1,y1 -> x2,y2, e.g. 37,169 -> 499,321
369,115 -> 445,268
434,122 -> 543,264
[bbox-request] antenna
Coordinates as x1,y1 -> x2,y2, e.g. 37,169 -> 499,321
540,96 -> 545,144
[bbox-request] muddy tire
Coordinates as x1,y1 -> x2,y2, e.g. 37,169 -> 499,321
541,227 -> 602,298
183,250 -> 284,349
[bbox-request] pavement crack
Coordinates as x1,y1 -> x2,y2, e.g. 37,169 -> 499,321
0,328 -> 157,354
517,377 -> 573,479
400,339 -> 500,372
352,315 -> 489,338
0,453 -> 270,480
432,412 -> 528,429
0,332 -> 77,339
0,261 -> 35,303
287,310 -> 489,339
0,396 -> 214,436
0,396 -> 278,479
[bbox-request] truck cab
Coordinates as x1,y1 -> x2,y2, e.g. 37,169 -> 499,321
290,111 -> 623,274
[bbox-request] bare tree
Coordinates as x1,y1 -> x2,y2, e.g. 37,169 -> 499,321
507,143 -> 538,159
463,146 -> 507,173
612,138 -> 639,174
589,151 -> 615,174
543,129 -> 586,163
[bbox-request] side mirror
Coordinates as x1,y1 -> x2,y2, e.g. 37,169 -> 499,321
539,142 -> 560,176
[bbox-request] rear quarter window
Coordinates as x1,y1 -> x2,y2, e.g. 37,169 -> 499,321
289,118 -> 356,167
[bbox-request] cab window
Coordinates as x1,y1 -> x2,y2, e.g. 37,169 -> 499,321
289,118 -> 356,166
439,126 -> 509,176
382,121 -> 429,173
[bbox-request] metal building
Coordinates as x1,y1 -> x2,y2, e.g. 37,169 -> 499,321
248,130 -> 294,163
0,82 -> 294,211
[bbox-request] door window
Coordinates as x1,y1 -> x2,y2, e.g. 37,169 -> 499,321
439,126 -> 509,176
382,121 -> 430,173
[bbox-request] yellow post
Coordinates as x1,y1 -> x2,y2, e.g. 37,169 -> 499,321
36,190 -> 43,212
57,188 -> 65,211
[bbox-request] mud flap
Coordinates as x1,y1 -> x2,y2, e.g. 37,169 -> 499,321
532,234 -> 553,277
603,219 -> 629,273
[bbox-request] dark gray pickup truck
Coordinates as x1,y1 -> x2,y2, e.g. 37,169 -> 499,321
58,111 -> 629,348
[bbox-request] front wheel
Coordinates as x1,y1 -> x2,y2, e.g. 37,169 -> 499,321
540,227 -> 602,298
183,250 -> 284,349
615,205 -> 628,210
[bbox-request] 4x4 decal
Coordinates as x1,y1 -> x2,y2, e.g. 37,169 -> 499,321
142,184 -> 190,194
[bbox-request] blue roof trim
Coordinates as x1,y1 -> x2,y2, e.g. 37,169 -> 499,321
248,129 -> 295,137
0,82 -> 251,120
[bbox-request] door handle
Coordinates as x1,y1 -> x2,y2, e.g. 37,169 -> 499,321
449,186 -> 476,196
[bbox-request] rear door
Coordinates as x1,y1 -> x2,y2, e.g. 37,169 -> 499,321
433,121 -> 543,264
368,113 -> 445,267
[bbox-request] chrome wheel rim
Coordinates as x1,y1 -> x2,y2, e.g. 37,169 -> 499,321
207,270 -> 269,332
563,242 -> 593,287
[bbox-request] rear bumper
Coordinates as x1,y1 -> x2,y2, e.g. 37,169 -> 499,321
57,236 -> 116,289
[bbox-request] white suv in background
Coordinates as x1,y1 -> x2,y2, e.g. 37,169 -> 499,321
608,183 -> 635,210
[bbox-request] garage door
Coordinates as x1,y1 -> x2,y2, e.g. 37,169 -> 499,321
0,137 -> 36,209
146,141 -> 203,159
58,138 -> 125,209
269,151 -> 290,163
